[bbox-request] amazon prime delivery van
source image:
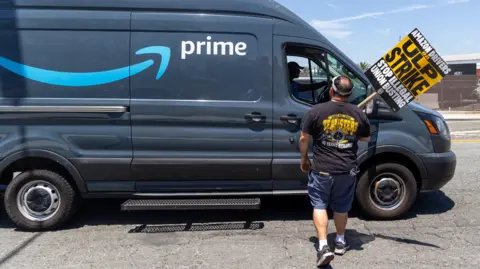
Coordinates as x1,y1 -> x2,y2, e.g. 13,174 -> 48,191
0,0 -> 456,231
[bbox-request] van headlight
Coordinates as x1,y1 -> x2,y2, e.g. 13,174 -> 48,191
433,116 -> 450,139
416,112 -> 450,139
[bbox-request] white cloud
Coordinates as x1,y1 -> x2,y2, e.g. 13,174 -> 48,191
311,20 -> 352,40
310,1 -> 469,42
447,0 -> 469,4
311,20 -> 345,30
327,4 -> 431,23
312,0 -> 469,30
325,2 -> 340,9
324,30 -> 353,39
310,4 -> 433,42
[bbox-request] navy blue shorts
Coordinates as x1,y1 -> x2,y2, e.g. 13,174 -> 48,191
307,169 -> 357,213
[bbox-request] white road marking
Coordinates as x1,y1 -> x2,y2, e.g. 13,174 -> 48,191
450,130 -> 480,135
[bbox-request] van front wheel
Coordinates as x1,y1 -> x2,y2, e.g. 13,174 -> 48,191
355,163 -> 417,219
4,170 -> 78,231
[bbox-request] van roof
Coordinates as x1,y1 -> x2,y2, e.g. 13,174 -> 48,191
5,0 -> 329,41
7,0 -> 314,26
7,1 -> 334,46
7,0 -> 285,18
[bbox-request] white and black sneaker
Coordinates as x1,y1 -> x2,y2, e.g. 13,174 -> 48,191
334,238 -> 350,255
316,245 -> 334,268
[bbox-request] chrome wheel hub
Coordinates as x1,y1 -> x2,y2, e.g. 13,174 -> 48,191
369,174 -> 406,211
17,180 -> 61,221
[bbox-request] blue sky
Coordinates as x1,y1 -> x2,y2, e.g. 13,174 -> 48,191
276,0 -> 479,65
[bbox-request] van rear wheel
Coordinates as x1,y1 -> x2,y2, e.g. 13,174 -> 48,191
355,163 -> 417,219
4,170 -> 78,231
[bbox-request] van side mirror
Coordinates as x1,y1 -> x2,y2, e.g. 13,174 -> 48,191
365,97 -> 376,116
364,85 -> 377,116
369,97 -> 403,121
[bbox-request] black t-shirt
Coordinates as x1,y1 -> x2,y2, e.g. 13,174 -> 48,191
301,101 -> 371,174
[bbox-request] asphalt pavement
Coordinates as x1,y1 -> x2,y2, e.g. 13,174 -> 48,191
1,142 -> 479,269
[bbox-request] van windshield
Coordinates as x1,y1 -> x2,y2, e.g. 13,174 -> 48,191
325,54 -> 367,105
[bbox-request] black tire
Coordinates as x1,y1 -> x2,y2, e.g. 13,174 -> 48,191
4,169 -> 78,231
355,162 -> 417,219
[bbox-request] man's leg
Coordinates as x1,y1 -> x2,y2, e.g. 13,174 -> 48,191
330,173 -> 356,255
307,170 -> 334,266
333,212 -> 348,245
313,209 -> 329,247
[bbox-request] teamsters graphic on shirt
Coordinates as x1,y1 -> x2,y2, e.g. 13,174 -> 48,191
301,101 -> 371,174
321,113 -> 359,149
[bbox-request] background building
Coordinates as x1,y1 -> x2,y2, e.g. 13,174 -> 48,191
415,53 -> 480,110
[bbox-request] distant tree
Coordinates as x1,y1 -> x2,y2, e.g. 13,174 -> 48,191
359,62 -> 371,71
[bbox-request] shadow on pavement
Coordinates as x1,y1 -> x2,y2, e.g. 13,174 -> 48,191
0,191 -> 454,231
128,221 -> 265,234
371,234 -> 441,249
309,227 -> 440,257
0,232 -> 42,267
406,190 -> 455,217
0,195 -> 315,231
309,229 -> 376,252
352,190 -> 455,221
62,196 -> 315,231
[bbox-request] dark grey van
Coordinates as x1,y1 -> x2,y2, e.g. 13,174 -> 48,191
0,0 -> 456,231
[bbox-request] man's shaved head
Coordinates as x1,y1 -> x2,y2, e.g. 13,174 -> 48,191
332,76 -> 353,97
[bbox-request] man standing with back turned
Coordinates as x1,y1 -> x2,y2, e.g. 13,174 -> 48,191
299,76 -> 371,268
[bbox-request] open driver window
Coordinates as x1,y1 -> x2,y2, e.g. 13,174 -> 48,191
285,45 -> 367,105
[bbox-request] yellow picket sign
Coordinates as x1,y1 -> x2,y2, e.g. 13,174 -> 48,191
361,28 -> 450,112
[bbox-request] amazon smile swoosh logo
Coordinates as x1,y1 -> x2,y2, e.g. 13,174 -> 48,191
0,46 -> 171,87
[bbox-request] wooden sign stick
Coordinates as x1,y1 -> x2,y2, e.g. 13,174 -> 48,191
357,92 -> 378,109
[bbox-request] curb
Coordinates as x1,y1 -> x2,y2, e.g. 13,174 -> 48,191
439,112 -> 480,121
442,115 -> 480,121
436,110 -> 480,114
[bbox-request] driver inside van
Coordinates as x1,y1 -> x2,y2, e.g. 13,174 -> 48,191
288,61 -> 328,101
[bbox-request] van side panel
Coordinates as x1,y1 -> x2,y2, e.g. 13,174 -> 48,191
130,12 -> 273,193
0,9 -> 133,190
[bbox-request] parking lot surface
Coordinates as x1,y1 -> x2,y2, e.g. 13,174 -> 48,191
1,142 -> 479,269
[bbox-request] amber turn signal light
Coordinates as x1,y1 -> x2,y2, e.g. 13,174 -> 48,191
423,120 -> 438,134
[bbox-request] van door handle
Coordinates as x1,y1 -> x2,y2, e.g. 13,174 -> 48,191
245,112 -> 266,122
280,115 -> 300,124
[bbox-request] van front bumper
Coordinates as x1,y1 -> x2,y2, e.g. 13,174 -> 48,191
417,151 -> 456,191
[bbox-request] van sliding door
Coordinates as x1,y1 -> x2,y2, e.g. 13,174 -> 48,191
129,12 -> 274,193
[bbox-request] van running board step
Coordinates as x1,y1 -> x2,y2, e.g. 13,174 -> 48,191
121,198 -> 261,211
